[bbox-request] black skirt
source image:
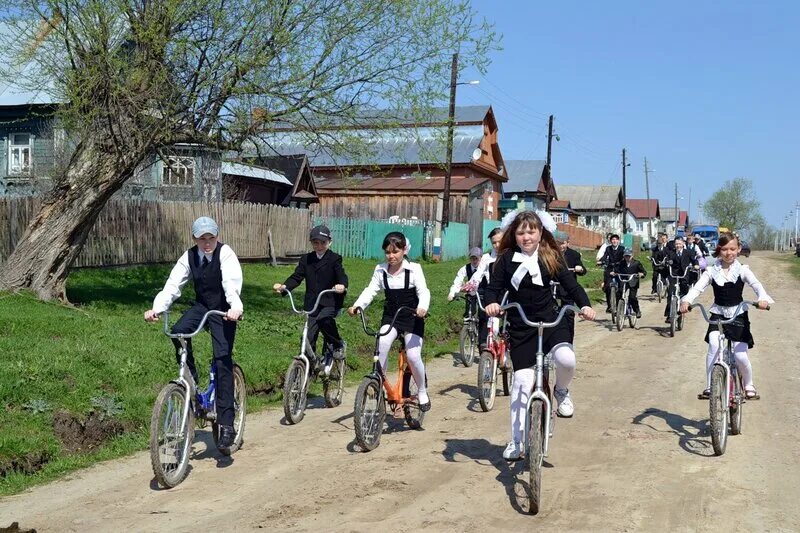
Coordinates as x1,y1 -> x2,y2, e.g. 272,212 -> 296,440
382,310 -> 425,337
508,320 -> 572,369
704,311 -> 754,349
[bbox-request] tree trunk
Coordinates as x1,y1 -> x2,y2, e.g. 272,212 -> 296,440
0,138 -> 146,301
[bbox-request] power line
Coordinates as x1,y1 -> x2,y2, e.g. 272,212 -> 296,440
477,75 -> 550,120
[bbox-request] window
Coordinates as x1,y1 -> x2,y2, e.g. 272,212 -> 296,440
8,133 -> 32,175
161,156 -> 195,186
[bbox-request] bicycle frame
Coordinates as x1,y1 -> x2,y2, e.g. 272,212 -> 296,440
613,274 -> 637,313
498,302 -> 581,458
281,288 -> 345,391
162,309 -> 227,438
475,291 -> 508,366
668,267 -> 692,317
356,305 -> 422,413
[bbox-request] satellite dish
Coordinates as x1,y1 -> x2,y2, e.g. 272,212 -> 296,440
471,148 -> 482,161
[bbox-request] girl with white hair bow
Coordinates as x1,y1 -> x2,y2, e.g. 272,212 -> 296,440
484,210 -> 596,461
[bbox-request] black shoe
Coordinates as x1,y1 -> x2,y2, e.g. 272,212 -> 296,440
636,311 -> 642,318
419,400 -> 431,412
664,318 -> 670,323
605,307 -> 612,313
217,424 -> 236,450
332,344 -> 346,360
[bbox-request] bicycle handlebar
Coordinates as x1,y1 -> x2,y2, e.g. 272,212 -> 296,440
650,257 -> 666,267
354,305 -> 421,337
474,290 -> 509,312
280,287 -> 346,315
162,310 -> 227,338
667,266 -> 694,279
499,302 -> 583,329
688,301 -> 769,325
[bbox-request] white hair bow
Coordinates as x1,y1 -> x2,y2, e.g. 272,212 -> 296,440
499,209 -> 558,234
404,240 -> 411,256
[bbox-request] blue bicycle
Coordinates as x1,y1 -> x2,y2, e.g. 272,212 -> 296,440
149,310 -> 246,488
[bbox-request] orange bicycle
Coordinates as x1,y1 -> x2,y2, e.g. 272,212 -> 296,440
352,306 -> 427,452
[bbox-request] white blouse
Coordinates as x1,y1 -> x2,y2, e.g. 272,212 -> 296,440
152,245 -> 244,314
468,251 -> 497,286
353,259 -> 431,311
681,259 -> 773,318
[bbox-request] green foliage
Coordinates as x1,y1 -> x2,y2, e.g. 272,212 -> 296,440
22,399 -> 51,414
90,395 -> 124,420
703,178 -> 764,232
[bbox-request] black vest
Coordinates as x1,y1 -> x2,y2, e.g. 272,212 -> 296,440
188,242 -> 229,311
466,263 -> 476,280
382,269 -> 419,332
711,276 -> 745,307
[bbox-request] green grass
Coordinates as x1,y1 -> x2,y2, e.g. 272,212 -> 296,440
779,253 -> 800,280
0,253 -> 609,495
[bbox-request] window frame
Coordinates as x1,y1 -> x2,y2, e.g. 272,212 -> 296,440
161,155 -> 196,187
8,132 -> 33,176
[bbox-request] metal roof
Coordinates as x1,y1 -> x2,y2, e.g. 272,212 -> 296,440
255,124 -> 485,168
503,160 -> 547,193
220,161 -> 292,186
660,208 -> 688,224
626,199 -> 660,218
556,185 -> 623,210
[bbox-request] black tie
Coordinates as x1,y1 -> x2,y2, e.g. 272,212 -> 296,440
202,256 -> 209,269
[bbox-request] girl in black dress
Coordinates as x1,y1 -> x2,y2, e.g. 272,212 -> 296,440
485,211 -> 596,461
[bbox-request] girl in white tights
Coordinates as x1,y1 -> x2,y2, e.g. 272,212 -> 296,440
485,211 -> 596,461
680,232 -> 772,398
349,232 -> 431,411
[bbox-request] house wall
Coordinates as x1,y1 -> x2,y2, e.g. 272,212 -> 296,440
311,192 -> 472,223
222,175 -> 283,204
0,117 -> 57,197
117,147 -> 222,203
577,210 -> 624,235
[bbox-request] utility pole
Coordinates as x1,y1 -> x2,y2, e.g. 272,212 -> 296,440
687,187 -> 692,227
441,52 -> 458,229
621,148 -> 627,234
644,157 -> 653,241
674,182 -> 679,235
795,201 -> 799,247
545,115 -> 555,210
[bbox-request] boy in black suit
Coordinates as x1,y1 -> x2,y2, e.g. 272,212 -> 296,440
663,236 -> 698,321
611,248 -> 646,318
274,225 -> 348,361
600,233 -> 625,313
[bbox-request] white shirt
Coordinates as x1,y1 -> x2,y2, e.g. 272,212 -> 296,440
595,242 -> 609,261
682,259 -> 773,318
353,259 -> 430,311
448,263 -> 477,299
152,244 -> 244,314
468,251 -> 497,286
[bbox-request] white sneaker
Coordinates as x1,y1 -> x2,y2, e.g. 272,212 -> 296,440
502,441 -> 523,461
555,388 -> 574,418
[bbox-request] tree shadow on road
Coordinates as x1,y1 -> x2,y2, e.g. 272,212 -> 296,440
632,407 -> 714,457
438,383 -> 484,412
441,438 -> 533,515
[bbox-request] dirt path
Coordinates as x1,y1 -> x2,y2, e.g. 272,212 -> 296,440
2,252 -> 798,532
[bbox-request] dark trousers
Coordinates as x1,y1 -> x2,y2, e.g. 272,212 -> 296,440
651,269 -> 667,292
664,280 -> 689,317
603,271 -> 614,308
307,306 -> 343,356
616,287 -> 640,313
171,304 -> 237,426
466,294 -> 489,345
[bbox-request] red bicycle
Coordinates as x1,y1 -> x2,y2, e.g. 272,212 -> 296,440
474,291 -> 512,411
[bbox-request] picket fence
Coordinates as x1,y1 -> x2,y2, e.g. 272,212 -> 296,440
0,197 -> 312,267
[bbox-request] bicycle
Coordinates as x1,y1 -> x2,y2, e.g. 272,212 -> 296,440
452,293 -> 479,367
650,257 -> 667,302
474,291 -> 512,412
352,306 -> 427,452
601,260 -> 620,322
609,273 -> 640,331
149,310 -> 246,488
666,266 -> 693,337
495,302 -> 581,515
687,301 -> 768,456
279,288 -> 347,424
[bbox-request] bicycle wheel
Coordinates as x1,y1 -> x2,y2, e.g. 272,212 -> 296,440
402,370 -> 426,430
629,312 -> 638,329
353,377 -> 385,451
677,310 -> 684,331
459,325 -> 477,367
615,300 -> 625,331
501,351 -> 513,396
323,358 -> 346,408
709,365 -> 728,456
609,288 -> 618,322
213,364 -> 246,456
282,359 -> 307,424
669,298 -> 677,337
730,371 -> 743,436
526,400 -> 546,515
656,280 -> 663,303
150,382 -> 195,488
477,351 -> 497,412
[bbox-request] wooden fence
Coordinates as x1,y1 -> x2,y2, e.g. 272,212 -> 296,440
0,197 -> 311,267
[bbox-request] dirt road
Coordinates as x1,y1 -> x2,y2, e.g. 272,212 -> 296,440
2,253 -> 798,532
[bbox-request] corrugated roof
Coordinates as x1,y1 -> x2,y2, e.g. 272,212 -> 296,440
661,208 -> 688,225
549,199 -> 571,209
316,176 -> 488,193
504,160 -> 547,193
556,185 -> 623,210
269,105 -> 491,130
255,124 -> 485,168
221,162 -> 292,185
627,199 -> 660,218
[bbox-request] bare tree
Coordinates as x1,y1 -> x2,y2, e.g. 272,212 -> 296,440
0,0 -> 496,300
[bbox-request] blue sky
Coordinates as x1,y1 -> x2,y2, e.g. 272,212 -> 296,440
459,0 -> 799,230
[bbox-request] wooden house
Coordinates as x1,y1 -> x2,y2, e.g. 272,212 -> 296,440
556,184 -> 624,234
502,159 -> 556,210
